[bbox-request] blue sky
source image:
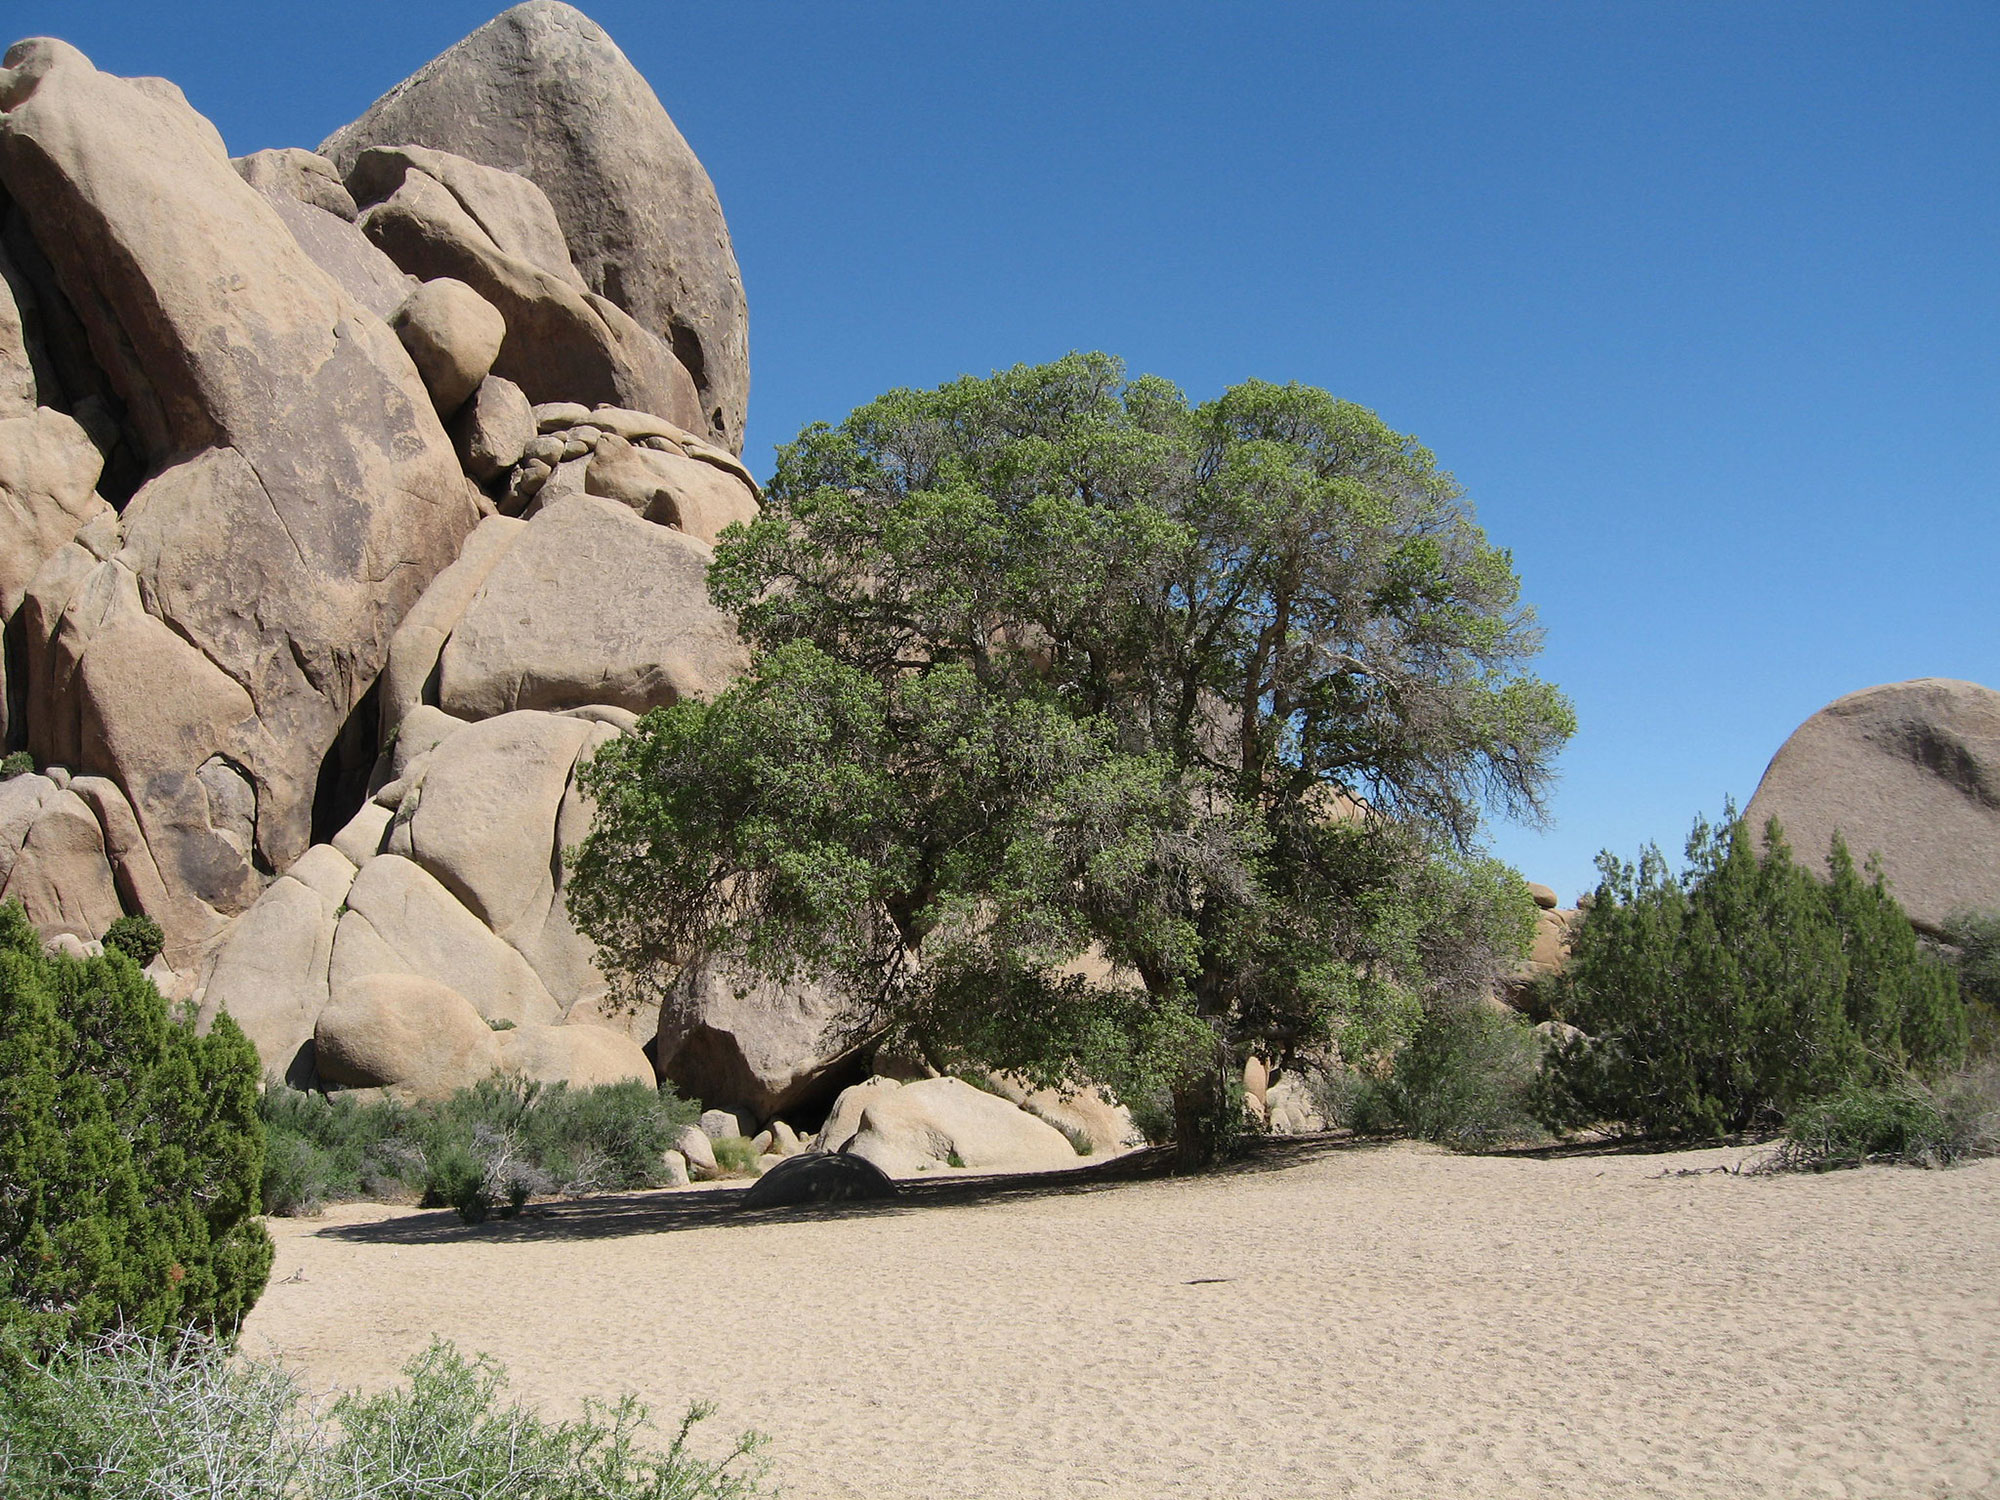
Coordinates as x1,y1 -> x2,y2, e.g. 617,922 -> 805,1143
13,2 -> 1999,901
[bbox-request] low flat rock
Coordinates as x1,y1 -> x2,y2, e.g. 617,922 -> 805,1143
835,1076 -> 1083,1178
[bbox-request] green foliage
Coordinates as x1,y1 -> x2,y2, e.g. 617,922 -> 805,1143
1767,1065 -> 1998,1172
572,355 -> 1569,1163
1769,1081 -> 1959,1171
0,752 -> 34,780
0,903 -> 270,1357
709,1136 -> 760,1177
1940,908 -> 2000,1054
1350,1003 -> 1547,1148
0,1329 -> 772,1499
100,915 -> 165,968
1537,813 -> 1969,1139
257,1078 -> 698,1223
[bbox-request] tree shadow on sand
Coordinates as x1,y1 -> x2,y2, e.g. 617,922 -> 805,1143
310,1133 -> 1383,1247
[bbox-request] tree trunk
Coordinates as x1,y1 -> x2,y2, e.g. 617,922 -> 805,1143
1168,1038 -> 1239,1171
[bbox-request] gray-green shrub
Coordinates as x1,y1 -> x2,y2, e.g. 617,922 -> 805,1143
0,1328 -> 772,1500
1353,1003 -> 1546,1148
258,1077 -> 698,1222
1766,1064 -> 2000,1171
709,1135 -> 760,1177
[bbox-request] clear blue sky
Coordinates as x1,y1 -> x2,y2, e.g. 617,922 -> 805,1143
13,2 -> 1999,902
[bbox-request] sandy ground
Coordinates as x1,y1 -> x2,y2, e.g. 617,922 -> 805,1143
243,1138 -> 2000,1500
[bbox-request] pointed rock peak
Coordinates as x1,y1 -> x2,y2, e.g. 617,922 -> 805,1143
321,4 -> 749,454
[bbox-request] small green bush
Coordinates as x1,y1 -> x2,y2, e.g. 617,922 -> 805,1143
1766,1064 -> 1999,1172
0,902 -> 270,1357
710,1135 -> 760,1176
0,752 -> 34,780
1769,1082 -> 1958,1171
1941,908 -> 2000,1055
1536,813 -> 1968,1139
0,1329 -> 773,1500
1358,1003 -> 1546,1149
100,914 -> 165,967
258,1077 -> 698,1223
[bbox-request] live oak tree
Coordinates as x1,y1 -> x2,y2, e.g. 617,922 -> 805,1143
571,354 -> 1573,1162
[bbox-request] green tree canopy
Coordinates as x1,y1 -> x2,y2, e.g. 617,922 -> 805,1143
572,355 -> 1573,1157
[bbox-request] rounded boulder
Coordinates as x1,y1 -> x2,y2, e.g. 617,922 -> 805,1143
393,277 -> 506,415
1744,678 -> 2000,935
314,972 -> 500,1098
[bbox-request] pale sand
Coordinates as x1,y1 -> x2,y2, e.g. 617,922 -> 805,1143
243,1139 -> 2000,1500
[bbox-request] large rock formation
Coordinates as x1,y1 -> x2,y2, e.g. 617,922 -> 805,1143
320,2 -> 749,453
655,958 -> 871,1125
0,15 -> 759,1101
0,36 -> 478,960
1745,679 -> 2000,935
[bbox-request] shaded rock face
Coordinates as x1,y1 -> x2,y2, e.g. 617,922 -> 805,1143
0,37 -> 478,958
320,1 -> 749,452
655,958 -> 872,1125
1745,678 -> 2000,935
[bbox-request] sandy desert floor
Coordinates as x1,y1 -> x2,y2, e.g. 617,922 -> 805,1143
243,1137 -> 2000,1500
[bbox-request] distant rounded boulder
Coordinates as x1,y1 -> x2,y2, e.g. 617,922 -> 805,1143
1744,678 -> 2000,934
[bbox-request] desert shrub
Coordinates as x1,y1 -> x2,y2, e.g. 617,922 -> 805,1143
1358,1003 -> 1546,1148
257,1129 -> 337,1218
255,1087 -> 411,1211
0,752 -> 33,780
1768,1081 -> 1957,1171
100,914 -> 164,967
515,1078 -> 698,1192
1123,1084 -> 1177,1147
0,902 -> 270,1357
258,1076 -> 698,1222
0,1327 -> 306,1500
1766,1065 -> 1999,1172
1940,908 -> 2000,1055
1053,1120 -> 1095,1156
1536,813 -> 1968,1139
0,1329 -> 773,1500
710,1135 -> 760,1176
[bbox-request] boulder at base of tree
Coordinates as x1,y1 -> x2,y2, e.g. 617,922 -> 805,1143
826,1076 -> 1082,1177
741,1151 -> 898,1210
